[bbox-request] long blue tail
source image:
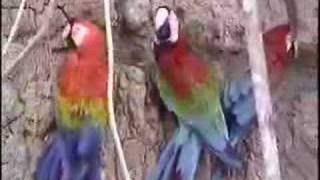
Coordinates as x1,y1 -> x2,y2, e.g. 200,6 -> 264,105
35,126 -> 104,180
149,125 -> 202,180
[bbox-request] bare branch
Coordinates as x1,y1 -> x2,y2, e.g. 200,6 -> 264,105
2,0 -> 56,79
2,0 -> 28,56
243,0 -> 282,180
103,0 -> 131,180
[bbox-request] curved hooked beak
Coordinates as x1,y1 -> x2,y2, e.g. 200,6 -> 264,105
154,6 -> 179,44
286,34 -> 299,58
62,24 -> 71,39
57,5 -> 75,39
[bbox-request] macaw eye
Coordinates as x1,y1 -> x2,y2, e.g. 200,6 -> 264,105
72,25 -> 81,36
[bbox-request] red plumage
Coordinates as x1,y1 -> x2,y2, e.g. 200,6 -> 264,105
156,24 -> 293,97
263,24 -> 293,87
58,20 -> 108,101
35,20 -> 108,180
156,33 -> 210,98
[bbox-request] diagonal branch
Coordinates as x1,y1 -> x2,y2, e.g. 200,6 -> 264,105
2,0 -> 28,56
243,0 -> 282,180
2,0 -> 56,79
103,0 -> 131,180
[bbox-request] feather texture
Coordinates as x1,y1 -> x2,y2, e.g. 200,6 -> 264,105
36,20 -> 108,180
153,33 -> 243,180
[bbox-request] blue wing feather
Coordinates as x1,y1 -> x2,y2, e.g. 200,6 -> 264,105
36,134 -> 62,180
221,73 -> 257,147
150,125 -> 202,180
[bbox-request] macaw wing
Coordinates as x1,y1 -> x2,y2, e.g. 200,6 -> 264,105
221,72 -> 257,147
158,71 -> 242,168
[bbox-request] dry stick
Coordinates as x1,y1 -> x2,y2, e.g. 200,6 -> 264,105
243,0 -> 282,180
2,0 -> 56,79
2,0 -> 28,56
103,1 -> 131,180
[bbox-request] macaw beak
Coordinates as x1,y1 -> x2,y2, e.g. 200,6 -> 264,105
286,34 -> 298,58
293,40 -> 299,58
57,5 -> 75,40
62,24 -> 71,39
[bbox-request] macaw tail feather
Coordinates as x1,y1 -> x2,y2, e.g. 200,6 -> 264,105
35,126 -> 105,180
36,134 -> 62,180
204,138 -> 242,169
185,119 -> 243,169
150,125 -> 202,180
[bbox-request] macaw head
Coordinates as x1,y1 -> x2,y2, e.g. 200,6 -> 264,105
154,6 -> 179,45
57,6 -> 105,50
62,19 -> 105,49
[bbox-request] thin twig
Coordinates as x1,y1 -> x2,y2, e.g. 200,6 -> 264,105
2,0 -> 56,79
2,0 -> 28,56
243,0 -> 282,180
103,1 -> 131,180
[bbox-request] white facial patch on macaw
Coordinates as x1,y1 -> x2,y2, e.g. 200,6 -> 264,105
167,10 -> 179,43
155,8 -> 169,30
154,8 -> 179,44
71,23 -> 90,47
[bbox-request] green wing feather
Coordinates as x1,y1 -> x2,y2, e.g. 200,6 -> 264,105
159,69 -> 229,141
